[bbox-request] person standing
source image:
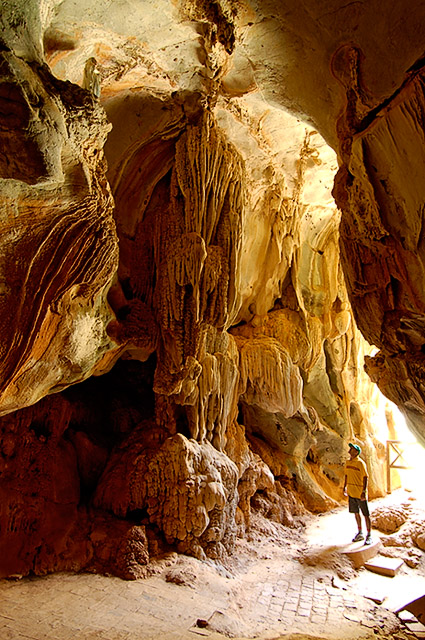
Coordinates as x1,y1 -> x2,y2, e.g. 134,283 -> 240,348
343,443 -> 372,544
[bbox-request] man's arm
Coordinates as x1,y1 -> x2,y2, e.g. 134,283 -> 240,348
361,474 -> 368,500
343,474 -> 348,496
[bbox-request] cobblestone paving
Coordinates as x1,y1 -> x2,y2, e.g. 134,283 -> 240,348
227,559 -> 405,639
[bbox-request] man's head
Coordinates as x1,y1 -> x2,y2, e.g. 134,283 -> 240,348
349,442 -> 361,458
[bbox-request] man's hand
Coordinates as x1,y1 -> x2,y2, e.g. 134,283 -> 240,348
360,491 -> 366,500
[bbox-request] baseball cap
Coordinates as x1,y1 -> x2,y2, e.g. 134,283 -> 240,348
349,442 -> 361,454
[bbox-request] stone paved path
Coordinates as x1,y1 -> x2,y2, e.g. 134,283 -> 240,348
0,558 -> 406,640
0,497 -> 422,640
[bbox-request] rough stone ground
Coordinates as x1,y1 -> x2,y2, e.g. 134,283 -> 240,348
1,489 -> 425,640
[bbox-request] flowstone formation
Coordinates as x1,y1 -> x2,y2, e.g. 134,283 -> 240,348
0,0 -> 423,579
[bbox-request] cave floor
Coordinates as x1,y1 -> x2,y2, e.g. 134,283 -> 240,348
1,490 -> 424,640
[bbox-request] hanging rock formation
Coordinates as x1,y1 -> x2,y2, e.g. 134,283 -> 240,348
0,0 -> 424,578
332,51 -> 425,445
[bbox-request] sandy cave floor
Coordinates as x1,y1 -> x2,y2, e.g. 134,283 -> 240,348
1,490 -> 425,640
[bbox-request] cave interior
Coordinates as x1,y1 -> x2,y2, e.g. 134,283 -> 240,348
1,0 -> 425,584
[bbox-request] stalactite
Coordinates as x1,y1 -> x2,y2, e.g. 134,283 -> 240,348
153,111 -> 245,447
236,335 -> 304,417
183,327 -> 240,448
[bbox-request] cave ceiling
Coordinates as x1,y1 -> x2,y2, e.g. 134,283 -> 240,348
1,0 -> 425,577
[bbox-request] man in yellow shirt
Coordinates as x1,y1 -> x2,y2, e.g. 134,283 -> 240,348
343,443 -> 372,544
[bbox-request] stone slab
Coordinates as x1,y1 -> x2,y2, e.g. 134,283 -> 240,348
398,610 -> 417,622
358,587 -> 387,605
341,539 -> 380,568
404,619 -> 425,638
396,594 -> 425,625
405,620 -> 425,632
189,628 -> 211,636
364,556 -> 404,577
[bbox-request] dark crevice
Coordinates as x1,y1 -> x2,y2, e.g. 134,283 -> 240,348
356,57 -> 425,136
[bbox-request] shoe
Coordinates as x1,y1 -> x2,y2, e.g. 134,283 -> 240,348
365,534 -> 372,545
352,532 -> 364,542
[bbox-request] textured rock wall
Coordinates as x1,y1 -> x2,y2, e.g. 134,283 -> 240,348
0,0 -> 420,578
333,56 -> 425,446
0,50 -> 120,415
